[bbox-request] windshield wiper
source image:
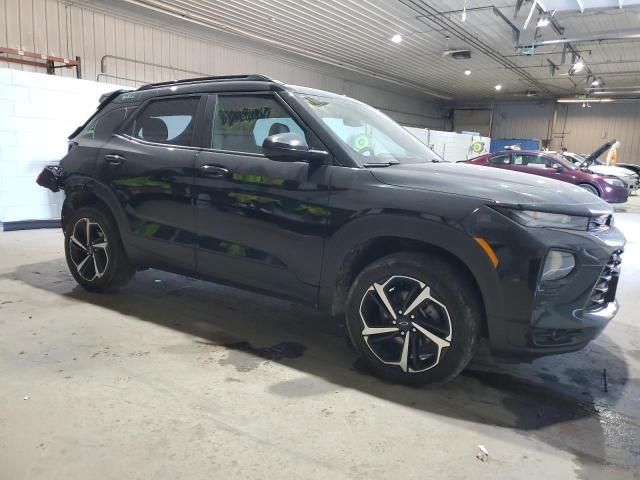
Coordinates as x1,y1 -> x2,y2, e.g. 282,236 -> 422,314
363,160 -> 400,167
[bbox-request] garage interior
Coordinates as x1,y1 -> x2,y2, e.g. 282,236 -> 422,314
1,0 -> 640,479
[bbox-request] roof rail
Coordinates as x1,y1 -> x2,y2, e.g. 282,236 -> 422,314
137,74 -> 274,91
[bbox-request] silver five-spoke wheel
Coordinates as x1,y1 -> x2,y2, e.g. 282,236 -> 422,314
359,275 -> 452,373
68,218 -> 110,282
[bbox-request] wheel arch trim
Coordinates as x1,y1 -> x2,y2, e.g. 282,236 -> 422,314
319,214 -> 504,333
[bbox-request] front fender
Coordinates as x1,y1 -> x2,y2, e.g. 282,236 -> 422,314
318,212 -> 504,323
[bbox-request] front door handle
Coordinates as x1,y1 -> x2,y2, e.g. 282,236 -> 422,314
104,154 -> 125,165
200,165 -> 230,178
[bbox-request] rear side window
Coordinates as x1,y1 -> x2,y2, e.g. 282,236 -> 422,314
489,154 -> 511,165
83,108 -> 130,140
212,95 -> 307,154
129,97 -> 200,146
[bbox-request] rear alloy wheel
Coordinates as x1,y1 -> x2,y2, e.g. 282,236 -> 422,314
346,252 -> 481,385
68,218 -> 110,282
65,206 -> 135,292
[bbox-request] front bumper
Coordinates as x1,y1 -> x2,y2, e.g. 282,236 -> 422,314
463,206 -> 626,359
600,184 -> 629,203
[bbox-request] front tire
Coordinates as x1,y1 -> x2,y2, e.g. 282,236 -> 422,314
64,206 -> 135,292
578,183 -> 600,196
345,252 -> 482,386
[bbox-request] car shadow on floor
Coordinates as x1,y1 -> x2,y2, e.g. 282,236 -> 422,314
3,259 -> 637,474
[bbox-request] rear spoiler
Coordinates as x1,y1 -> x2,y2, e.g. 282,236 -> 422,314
67,89 -> 132,140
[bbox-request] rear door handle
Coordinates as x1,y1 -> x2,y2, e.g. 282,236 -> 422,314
200,165 -> 230,178
104,154 -> 125,165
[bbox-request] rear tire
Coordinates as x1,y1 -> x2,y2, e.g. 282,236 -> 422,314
64,206 -> 135,292
578,183 -> 600,196
345,252 -> 482,386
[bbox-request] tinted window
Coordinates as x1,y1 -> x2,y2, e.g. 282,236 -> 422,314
83,108 -> 131,140
130,97 -> 200,146
489,154 -> 511,165
212,95 -> 306,154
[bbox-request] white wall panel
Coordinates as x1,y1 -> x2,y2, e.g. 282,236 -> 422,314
0,69 -> 124,223
0,0 -> 444,128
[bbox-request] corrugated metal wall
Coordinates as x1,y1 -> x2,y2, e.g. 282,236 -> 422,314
556,103 -> 640,163
490,103 -> 555,142
0,0 -> 444,128
455,101 -> 640,164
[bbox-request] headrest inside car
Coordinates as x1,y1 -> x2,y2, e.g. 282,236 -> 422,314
268,122 -> 290,136
138,117 -> 168,142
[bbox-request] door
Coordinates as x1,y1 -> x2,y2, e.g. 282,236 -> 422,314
193,93 -> 332,303
97,95 -> 204,272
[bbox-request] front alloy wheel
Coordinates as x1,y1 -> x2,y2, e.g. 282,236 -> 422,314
346,252 -> 481,385
360,275 -> 452,373
68,218 -> 110,282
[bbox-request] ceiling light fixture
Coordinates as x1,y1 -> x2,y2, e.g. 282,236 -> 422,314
557,98 -> 614,103
495,84 -> 503,91
461,0 -> 468,22
537,15 -> 551,28
391,34 -> 403,43
572,58 -> 585,73
464,69 -> 472,76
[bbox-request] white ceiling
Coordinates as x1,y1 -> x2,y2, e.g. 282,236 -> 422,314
122,0 -> 640,100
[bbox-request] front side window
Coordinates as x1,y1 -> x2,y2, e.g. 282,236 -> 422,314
212,95 -> 307,154
514,154 -> 550,168
297,92 -> 441,165
130,97 -> 200,146
489,154 -> 511,165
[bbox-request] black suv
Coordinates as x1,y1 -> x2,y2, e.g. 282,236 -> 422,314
38,75 -> 625,384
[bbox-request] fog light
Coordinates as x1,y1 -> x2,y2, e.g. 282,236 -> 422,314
542,250 -> 575,281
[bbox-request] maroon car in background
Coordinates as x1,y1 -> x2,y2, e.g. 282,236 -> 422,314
466,150 -> 629,204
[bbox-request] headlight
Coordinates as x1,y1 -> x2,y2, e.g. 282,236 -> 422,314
604,177 -> 625,187
541,250 -> 576,281
499,208 -> 589,230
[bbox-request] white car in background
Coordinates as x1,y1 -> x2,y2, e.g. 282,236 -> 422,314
561,141 -> 639,194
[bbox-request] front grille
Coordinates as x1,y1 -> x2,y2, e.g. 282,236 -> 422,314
588,214 -> 613,233
586,250 -> 623,311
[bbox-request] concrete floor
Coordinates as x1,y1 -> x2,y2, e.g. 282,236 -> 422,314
1,198 -> 639,480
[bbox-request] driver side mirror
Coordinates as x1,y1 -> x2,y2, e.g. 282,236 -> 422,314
262,133 -> 329,163
554,164 -> 565,173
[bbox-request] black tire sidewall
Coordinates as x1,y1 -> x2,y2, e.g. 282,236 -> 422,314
579,184 -> 600,196
346,252 -> 481,386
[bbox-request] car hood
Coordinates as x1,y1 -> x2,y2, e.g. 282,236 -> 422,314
370,162 -> 613,217
586,139 -> 616,162
588,165 -> 635,178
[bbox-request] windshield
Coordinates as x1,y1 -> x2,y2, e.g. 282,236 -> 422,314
568,152 -> 605,168
298,93 -> 441,165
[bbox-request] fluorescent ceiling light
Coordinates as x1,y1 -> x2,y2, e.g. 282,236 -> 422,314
464,69 -> 472,76
494,84 -> 503,91
557,98 -> 614,103
391,34 -> 403,43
